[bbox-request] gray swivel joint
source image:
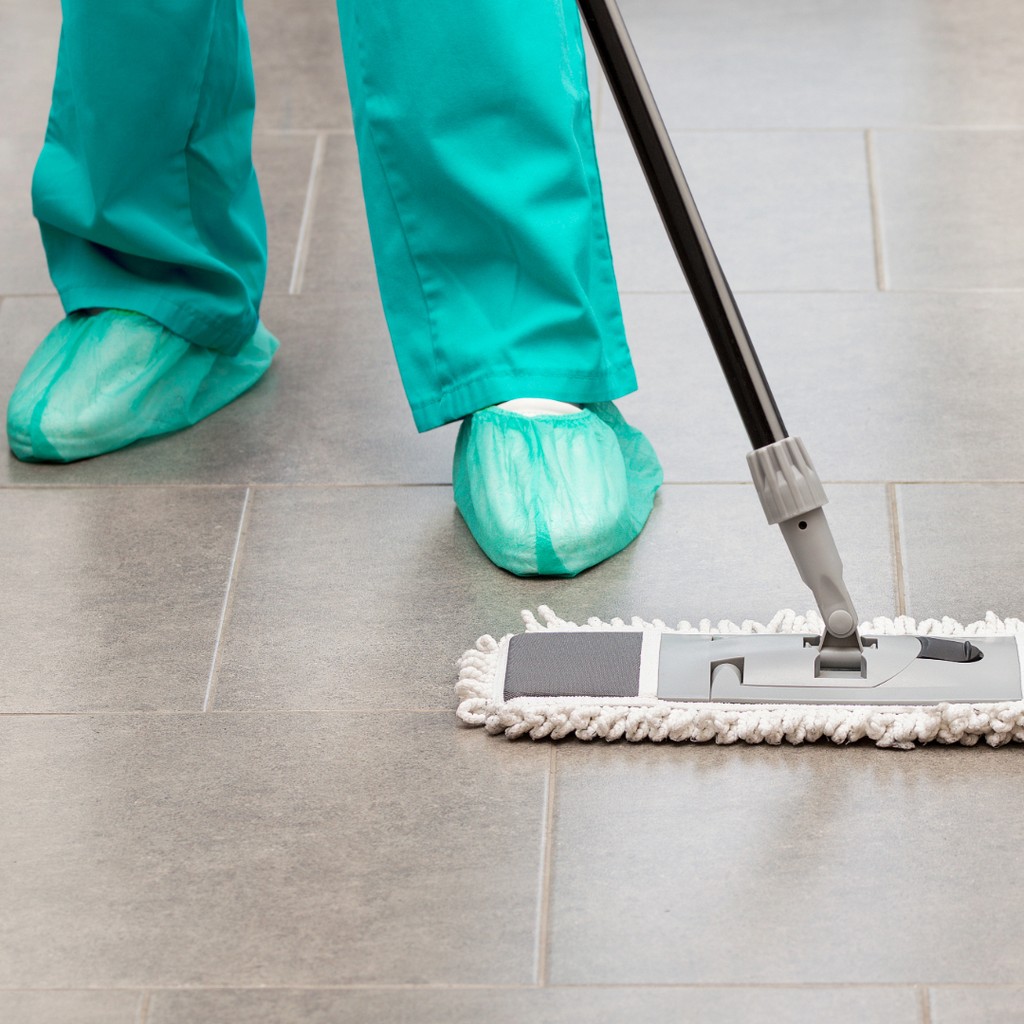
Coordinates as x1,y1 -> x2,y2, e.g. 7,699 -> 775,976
747,437 -> 860,644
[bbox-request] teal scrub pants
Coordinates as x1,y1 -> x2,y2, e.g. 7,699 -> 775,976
33,0 -> 638,431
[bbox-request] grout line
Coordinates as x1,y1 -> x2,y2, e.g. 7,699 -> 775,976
887,483 -> 908,617
256,121 -> 1021,139
135,991 -> 152,1024
864,129 -> 890,291
245,481 -> 452,490
2,480 -> 1023,493
0,482 -> 457,493
867,286 -> 1024,294
0,709 -> 454,718
23,282 -> 1024,300
0,982 -> 951,993
662,479 -> 1024,487
918,985 -> 933,1024
289,131 -> 328,296
534,743 -> 558,986
3,480 -> 1024,498
618,286 -> 1024,295
594,123 -> 1024,134
593,74 -> 604,130
203,488 -> 254,712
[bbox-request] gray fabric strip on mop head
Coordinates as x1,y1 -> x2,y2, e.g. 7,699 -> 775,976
503,631 -> 642,700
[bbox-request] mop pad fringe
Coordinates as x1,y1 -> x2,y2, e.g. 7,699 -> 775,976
456,607 -> 1024,749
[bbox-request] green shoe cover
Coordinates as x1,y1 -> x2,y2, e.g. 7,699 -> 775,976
453,401 -> 663,577
6,310 -> 278,463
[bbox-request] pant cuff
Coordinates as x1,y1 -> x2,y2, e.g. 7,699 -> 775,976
56,283 -> 259,356
409,363 -> 639,431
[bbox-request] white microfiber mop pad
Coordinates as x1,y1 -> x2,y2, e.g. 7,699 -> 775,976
456,606 -> 1024,748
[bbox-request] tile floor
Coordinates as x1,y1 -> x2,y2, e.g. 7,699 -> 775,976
3,1 -> 1024,1021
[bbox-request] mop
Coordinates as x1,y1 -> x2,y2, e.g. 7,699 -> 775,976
455,0 -> 1024,748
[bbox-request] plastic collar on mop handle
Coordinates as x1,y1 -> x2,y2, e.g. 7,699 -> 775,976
746,437 -> 826,525
576,0 -> 786,450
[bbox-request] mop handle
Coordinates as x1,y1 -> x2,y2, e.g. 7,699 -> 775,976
578,0 -> 864,651
576,0 -> 787,451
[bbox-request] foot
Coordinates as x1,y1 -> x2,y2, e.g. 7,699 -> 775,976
6,309 -> 278,463
452,399 -> 662,577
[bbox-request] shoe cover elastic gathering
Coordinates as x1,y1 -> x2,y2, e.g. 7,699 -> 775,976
6,310 -> 278,463
453,401 -> 663,577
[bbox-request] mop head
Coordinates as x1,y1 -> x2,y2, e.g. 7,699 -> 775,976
456,606 -> 1024,748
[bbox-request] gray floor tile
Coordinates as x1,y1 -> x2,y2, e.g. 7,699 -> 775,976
614,291 -> 750,482
0,135 -> 54,297
619,291 -> 1024,483
930,986 -> 1024,1023
147,985 -> 922,1024
0,295 -> 457,487
597,0 -> 1024,130
516,483 -> 894,629
0,990 -> 141,1024
213,485 -> 483,710
0,1 -> 60,137
300,134 -> 378,297
216,292 -> 455,485
547,743 -> 1024,984
0,713 -> 546,987
873,130 -> 1024,290
211,482 -> 893,712
253,133 -> 318,296
597,130 -> 877,293
896,484 -> 1024,621
248,0 -> 350,132
0,486 -> 244,712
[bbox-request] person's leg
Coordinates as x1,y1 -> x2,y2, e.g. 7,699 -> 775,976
34,0 -> 267,353
335,0 -> 637,431
336,0 -> 660,575
7,0 -> 277,463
